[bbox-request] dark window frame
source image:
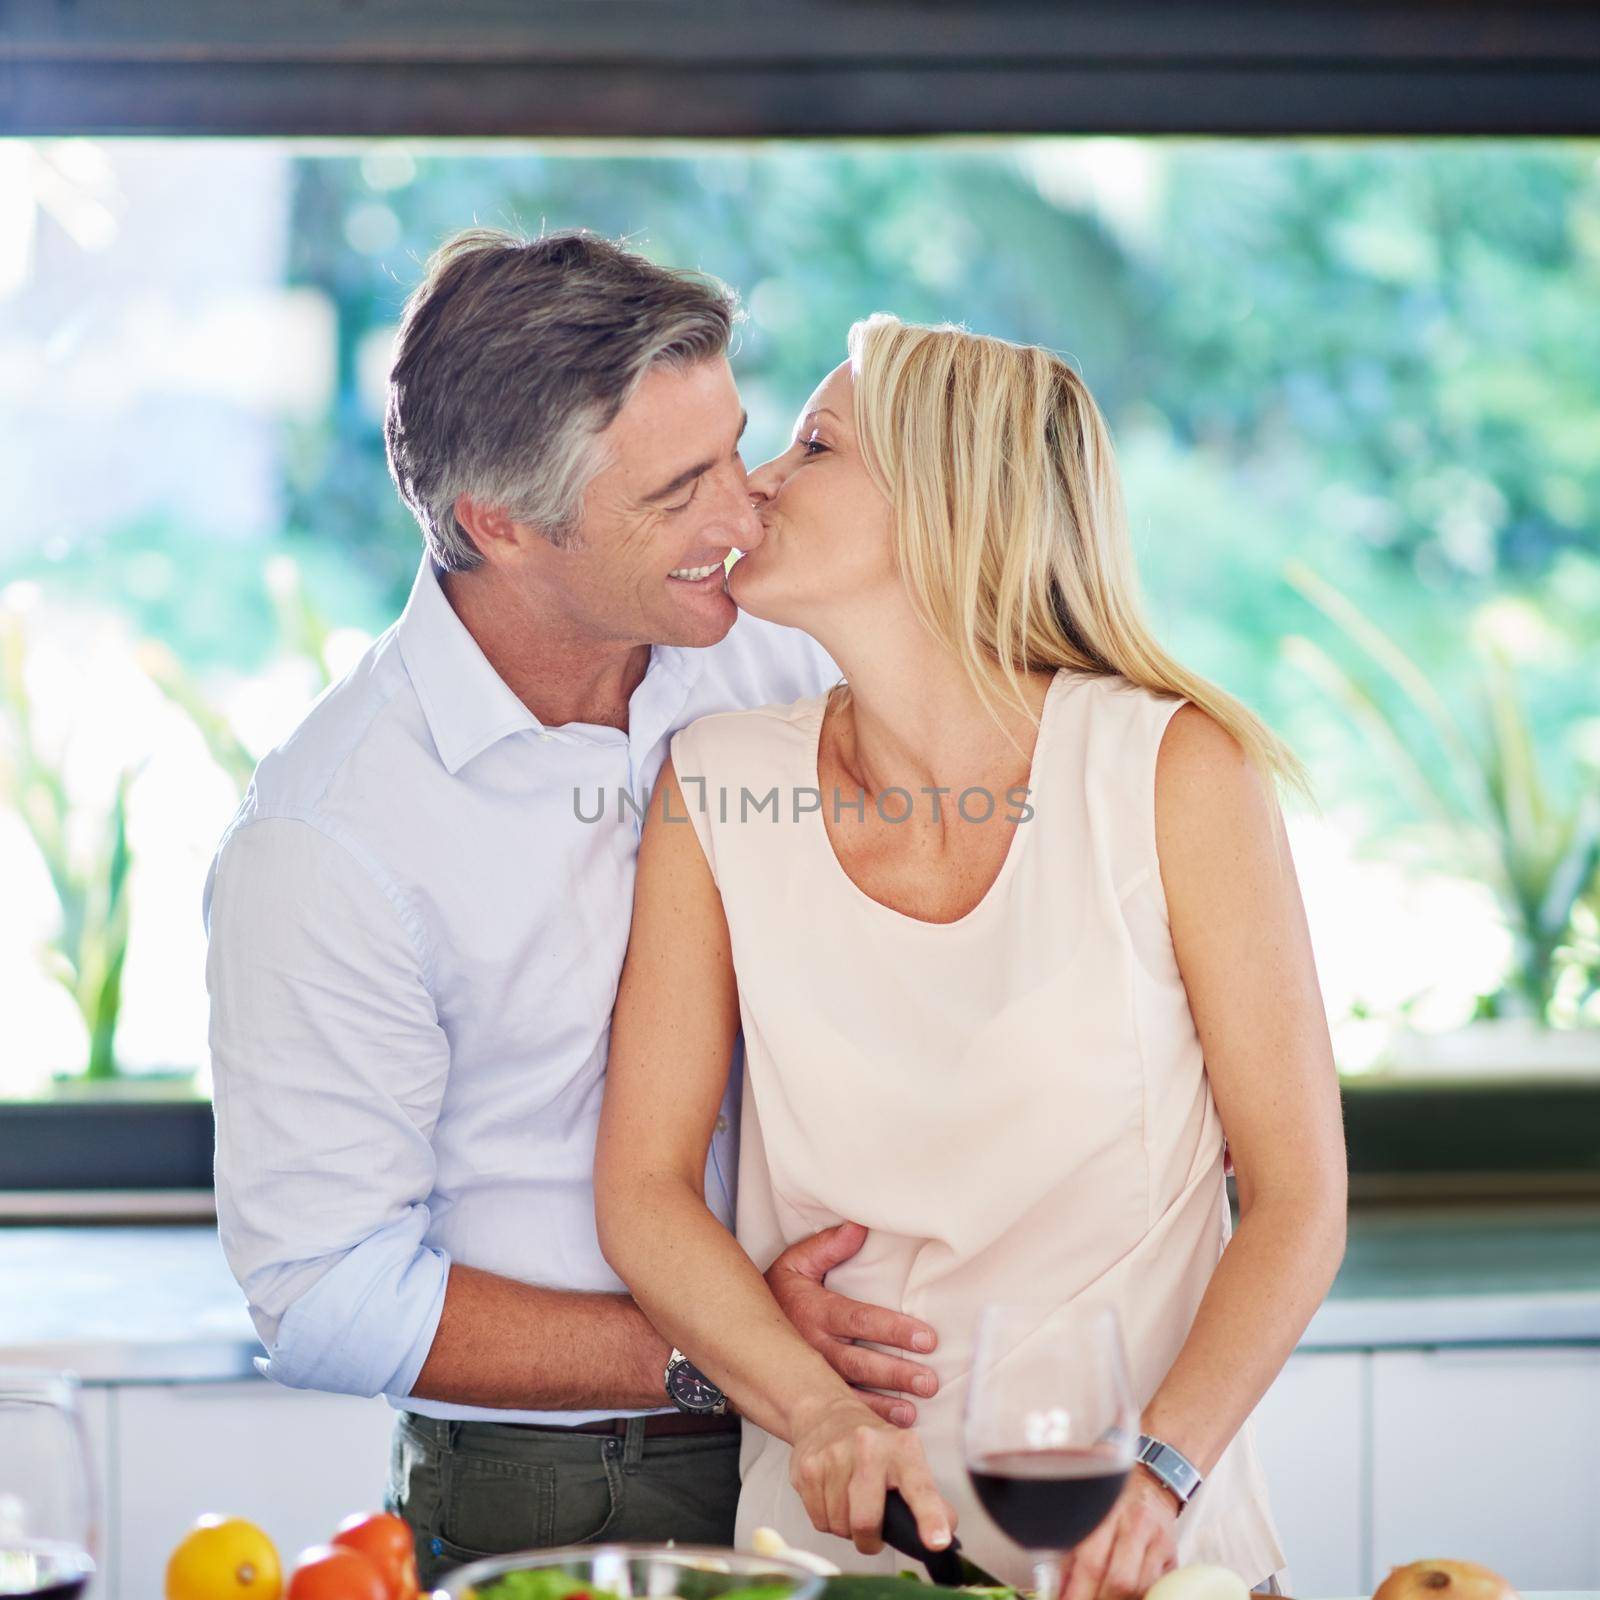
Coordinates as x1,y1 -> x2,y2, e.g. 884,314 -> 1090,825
4,1 -> 1600,138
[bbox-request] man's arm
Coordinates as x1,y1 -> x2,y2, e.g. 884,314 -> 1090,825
411,1266 -> 668,1409
206,814 -> 667,1409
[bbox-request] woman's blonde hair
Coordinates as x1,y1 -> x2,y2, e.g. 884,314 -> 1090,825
845,313 -> 1310,800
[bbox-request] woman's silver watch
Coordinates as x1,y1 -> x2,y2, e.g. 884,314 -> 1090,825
1135,1432 -> 1203,1508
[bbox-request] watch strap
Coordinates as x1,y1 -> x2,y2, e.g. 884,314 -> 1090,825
1136,1432 -> 1202,1506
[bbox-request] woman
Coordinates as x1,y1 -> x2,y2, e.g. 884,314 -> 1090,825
595,315 -> 1346,1600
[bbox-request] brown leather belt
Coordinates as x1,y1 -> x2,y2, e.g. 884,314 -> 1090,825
547,1411 -> 740,1438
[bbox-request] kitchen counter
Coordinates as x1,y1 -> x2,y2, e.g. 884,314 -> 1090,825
0,1222 -> 259,1381
1301,1199 -> 1600,1347
4,1202 -> 1600,1382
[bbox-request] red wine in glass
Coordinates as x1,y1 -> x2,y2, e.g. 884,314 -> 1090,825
969,1446 -> 1132,1553
0,1546 -> 94,1600
963,1304 -> 1138,1598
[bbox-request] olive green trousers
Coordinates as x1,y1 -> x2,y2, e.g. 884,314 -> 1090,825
386,1411 -> 741,1591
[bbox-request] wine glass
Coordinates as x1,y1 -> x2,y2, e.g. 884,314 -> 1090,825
963,1303 -> 1138,1600
0,1370 -> 97,1600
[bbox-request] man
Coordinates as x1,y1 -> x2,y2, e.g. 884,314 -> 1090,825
203,229 -> 942,1586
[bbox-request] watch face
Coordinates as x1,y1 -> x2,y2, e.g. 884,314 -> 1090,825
668,1358 -> 723,1412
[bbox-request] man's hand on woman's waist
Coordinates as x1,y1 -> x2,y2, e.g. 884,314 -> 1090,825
766,1220 -> 941,1428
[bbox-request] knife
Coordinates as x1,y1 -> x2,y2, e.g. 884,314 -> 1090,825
880,1488 -> 1007,1589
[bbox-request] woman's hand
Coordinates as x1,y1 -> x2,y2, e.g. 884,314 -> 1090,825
1057,1467 -> 1179,1600
789,1394 -> 956,1556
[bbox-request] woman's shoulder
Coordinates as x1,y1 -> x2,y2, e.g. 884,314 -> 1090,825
1048,672 -> 1239,898
1068,666 -> 1174,705
1058,667 -> 1190,743
1064,671 -> 1252,802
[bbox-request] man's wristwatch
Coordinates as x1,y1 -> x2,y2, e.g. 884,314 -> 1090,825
664,1348 -> 728,1416
1135,1433 -> 1203,1510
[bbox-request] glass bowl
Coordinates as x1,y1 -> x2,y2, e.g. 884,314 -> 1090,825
434,1543 -> 830,1600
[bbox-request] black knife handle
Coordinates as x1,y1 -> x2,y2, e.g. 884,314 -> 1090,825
881,1488 -> 968,1587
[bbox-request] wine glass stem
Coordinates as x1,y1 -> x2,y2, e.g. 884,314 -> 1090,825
1032,1554 -> 1065,1600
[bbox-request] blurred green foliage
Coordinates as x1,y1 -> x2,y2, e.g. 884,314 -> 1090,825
14,140 -> 1597,743
3,138 -> 1598,1052
0,615 -> 136,1079
1285,562 -> 1599,1022
274,140 -> 1600,817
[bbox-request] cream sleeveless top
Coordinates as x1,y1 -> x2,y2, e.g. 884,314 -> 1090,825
666,668 -> 1288,1590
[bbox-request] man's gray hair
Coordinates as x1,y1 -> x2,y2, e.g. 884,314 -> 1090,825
384,228 -> 739,569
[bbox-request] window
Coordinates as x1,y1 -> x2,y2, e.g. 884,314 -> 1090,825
3,136 -> 1596,1153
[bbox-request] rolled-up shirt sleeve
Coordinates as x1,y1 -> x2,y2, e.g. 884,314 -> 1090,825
203,813 -> 452,1399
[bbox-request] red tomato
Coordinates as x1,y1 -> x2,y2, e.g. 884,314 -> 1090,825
286,1546 -> 391,1600
330,1514 -> 419,1600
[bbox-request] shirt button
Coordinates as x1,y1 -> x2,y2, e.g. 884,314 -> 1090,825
537,732 -> 554,742
715,1115 -> 729,1133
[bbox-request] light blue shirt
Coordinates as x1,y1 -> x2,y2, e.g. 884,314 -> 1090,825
203,555 -> 838,1423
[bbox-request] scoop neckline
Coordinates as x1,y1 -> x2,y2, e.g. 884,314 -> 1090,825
805,668 -> 1069,931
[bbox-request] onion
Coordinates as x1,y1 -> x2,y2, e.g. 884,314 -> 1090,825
1372,1560 -> 1520,1600
748,1526 -> 842,1578
1143,1564 -> 1251,1600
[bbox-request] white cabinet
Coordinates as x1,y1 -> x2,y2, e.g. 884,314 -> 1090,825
1252,1353 -> 1369,1600
1256,1347 -> 1600,1595
1371,1348 -> 1600,1592
107,1381 -> 395,1600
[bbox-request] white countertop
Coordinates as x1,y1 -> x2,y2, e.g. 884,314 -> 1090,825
0,1224 -> 259,1381
4,1205 -> 1600,1384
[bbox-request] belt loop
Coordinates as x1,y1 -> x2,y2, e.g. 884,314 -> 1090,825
446,1418 -> 463,1449
622,1413 -> 647,1469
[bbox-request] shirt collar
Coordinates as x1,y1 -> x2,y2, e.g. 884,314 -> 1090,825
395,555 -> 702,776
396,556 -> 544,775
